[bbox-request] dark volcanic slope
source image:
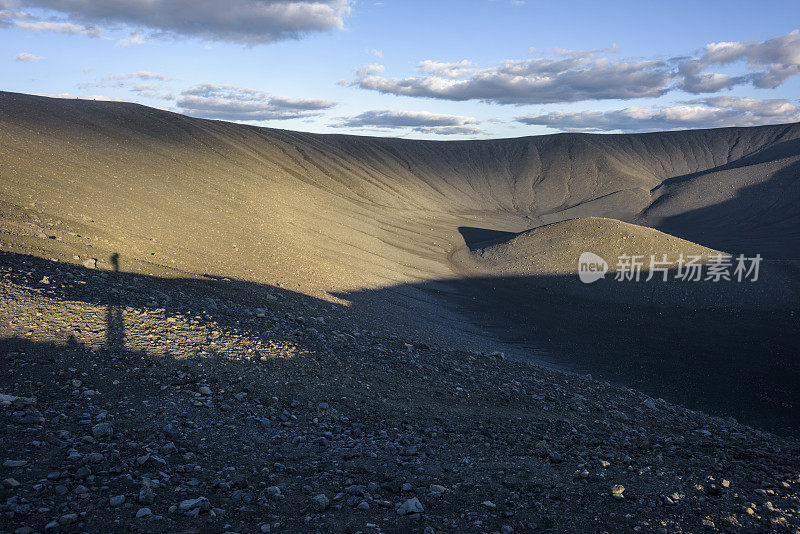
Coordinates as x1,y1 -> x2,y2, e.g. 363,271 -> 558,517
2,90 -> 800,349
2,90 -> 800,340
1,92 -> 800,427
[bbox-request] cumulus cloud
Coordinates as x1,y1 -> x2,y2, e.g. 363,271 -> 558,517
76,71 -> 176,101
14,19 -> 99,36
355,63 -> 384,76
14,51 -> 43,61
353,51 -> 677,105
116,31 -> 145,47
351,30 -> 800,105
176,84 -> 336,121
416,60 -> 477,78
684,30 -> 800,91
333,109 -> 484,135
128,84 -> 174,101
516,97 -> 800,133
6,0 -> 350,44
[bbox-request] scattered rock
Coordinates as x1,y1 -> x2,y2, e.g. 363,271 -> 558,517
139,486 -> 155,505
91,422 -> 113,438
2,477 -> 21,489
311,494 -> 329,511
178,497 -> 210,513
397,497 -> 424,515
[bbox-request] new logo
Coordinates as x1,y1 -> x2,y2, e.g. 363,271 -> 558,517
578,252 -> 608,284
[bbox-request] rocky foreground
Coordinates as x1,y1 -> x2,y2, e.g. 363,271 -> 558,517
0,251 -> 799,533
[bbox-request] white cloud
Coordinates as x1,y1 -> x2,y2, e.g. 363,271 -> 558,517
516,97 -> 800,133
77,71 -> 175,100
128,84 -> 174,101
107,71 -> 172,82
333,109 -> 484,135
352,50 -> 677,105
177,84 -> 336,121
14,19 -> 99,37
351,30 -> 800,105
690,30 -> 800,90
355,63 -> 384,76
417,60 -> 476,79
116,31 -> 145,47
14,51 -> 43,61
9,0 -> 351,44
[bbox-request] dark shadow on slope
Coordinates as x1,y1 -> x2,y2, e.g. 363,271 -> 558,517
105,252 -> 125,354
334,269 -> 800,437
650,136 -> 800,191
1,250 -> 799,436
442,275 -> 799,436
645,157 -> 800,260
458,227 -> 518,251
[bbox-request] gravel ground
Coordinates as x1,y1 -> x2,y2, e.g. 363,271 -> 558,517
1,251 -> 799,533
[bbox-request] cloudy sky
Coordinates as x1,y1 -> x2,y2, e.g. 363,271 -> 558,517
2,0 -> 800,139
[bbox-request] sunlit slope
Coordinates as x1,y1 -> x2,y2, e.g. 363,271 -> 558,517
451,217 -> 799,309
1,91 -> 799,309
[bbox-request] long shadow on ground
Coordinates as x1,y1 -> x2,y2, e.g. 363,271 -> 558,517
2,250 -> 799,436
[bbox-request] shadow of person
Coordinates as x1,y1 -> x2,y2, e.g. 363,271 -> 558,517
105,253 -> 125,356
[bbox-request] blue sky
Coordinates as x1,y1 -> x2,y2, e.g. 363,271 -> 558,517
2,0 -> 800,139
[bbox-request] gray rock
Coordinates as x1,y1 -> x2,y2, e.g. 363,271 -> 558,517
139,486 -> 155,505
85,452 -> 104,464
110,494 -> 126,506
136,507 -> 152,519
59,514 -> 78,526
311,493 -> 329,511
178,496 -> 210,512
481,500 -> 497,509
397,497 -> 424,515
74,466 -> 91,479
91,422 -> 113,438
3,478 -> 21,489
